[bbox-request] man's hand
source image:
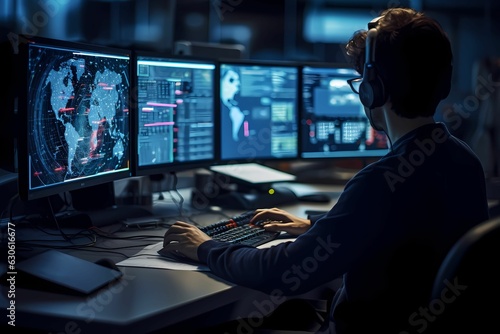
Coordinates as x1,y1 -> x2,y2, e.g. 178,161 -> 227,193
250,208 -> 311,236
162,221 -> 211,262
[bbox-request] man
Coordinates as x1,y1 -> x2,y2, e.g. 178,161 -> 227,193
162,7 -> 489,333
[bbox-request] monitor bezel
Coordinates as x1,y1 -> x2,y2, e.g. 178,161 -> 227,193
216,58 -> 301,166
299,61 -> 391,161
13,35 -> 133,202
131,50 -> 219,177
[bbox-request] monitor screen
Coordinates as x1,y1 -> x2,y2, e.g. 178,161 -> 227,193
219,61 -> 300,162
300,64 -> 390,159
10,36 -> 132,201
133,53 -> 216,176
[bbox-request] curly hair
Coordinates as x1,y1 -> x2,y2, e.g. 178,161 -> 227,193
345,8 -> 453,118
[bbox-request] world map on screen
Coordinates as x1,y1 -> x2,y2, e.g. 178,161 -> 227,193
28,45 -> 130,190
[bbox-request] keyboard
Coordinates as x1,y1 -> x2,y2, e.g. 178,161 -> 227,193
199,211 -> 280,247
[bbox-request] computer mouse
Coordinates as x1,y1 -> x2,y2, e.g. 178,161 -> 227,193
157,247 -> 202,265
157,247 -> 172,258
297,193 -> 331,203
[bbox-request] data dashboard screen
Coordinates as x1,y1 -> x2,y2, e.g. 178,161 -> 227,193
134,55 -> 216,174
300,65 -> 389,159
219,61 -> 299,162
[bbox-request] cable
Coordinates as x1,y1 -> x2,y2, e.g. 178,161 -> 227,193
168,171 -> 185,216
3,193 -> 20,223
19,221 -> 98,248
47,196 -> 74,242
386,132 -> 394,152
91,228 -> 164,241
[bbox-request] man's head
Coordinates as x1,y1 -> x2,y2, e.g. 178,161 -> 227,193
345,8 -> 453,118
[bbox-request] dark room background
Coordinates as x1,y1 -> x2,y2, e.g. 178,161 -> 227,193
1,0 -> 499,176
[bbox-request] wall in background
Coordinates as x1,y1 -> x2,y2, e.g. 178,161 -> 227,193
1,0 -> 498,94
1,0 -> 499,147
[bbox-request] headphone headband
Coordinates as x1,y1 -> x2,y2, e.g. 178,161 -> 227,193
359,22 -> 387,109
368,16 -> 382,29
365,28 -> 378,66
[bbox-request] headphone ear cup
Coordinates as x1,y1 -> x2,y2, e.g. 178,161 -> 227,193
359,77 -> 386,109
359,80 -> 375,108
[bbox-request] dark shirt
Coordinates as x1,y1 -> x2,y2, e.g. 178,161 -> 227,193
198,122 -> 489,333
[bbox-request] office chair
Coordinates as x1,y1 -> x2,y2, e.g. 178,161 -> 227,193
427,216 -> 500,333
469,57 -> 500,179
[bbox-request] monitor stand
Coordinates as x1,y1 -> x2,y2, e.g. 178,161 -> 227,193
63,182 -> 154,228
191,164 -> 299,210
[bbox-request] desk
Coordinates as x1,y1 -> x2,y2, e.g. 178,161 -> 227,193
1,184 -> 342,334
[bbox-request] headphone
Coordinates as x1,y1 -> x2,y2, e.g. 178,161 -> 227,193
359,17 -> 387,109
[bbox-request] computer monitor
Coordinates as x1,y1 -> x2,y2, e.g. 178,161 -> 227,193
300,64 -> 390,159
192,60 -> 300,210
132,52 -> 217,176
218,60 -> 300,162
2,35 -> 132,204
